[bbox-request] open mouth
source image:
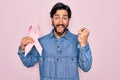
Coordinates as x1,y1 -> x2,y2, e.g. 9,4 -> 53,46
57,26 -> 64,28
57,27 -> 63,31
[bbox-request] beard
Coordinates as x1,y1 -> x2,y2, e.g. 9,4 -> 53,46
52,22 -> 69,36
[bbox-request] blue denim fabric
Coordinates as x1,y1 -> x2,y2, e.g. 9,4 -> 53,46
18,29 -> 92,80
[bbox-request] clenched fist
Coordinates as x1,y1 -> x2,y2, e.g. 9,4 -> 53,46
20,36 -> 34,51
78,28 -> 90,47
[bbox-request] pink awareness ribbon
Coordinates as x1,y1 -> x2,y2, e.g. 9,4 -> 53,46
25,23 -> 42,56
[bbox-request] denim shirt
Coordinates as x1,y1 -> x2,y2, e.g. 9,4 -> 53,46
18,29 -> 92,80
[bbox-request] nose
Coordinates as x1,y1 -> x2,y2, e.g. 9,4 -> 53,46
59,18 -> 63,24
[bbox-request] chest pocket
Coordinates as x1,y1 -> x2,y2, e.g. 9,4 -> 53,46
39,57 -> 78,79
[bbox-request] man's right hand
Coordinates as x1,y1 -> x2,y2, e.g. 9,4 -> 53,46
20,36 -> 34,51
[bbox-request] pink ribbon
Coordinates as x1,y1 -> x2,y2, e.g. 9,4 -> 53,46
25,23 -> 42,56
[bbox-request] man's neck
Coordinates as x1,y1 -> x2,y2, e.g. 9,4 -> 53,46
54,31 -> 66,39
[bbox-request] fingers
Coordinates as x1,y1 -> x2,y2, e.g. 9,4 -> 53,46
20,36 -> 34,51
78,27 -> 90,47
21,36 -> 34,46
78,27 -> 90,41
79,27 -> 89,33
78,27 -> 90,36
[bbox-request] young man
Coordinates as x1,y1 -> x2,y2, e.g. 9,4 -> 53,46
18,2 -> 92,80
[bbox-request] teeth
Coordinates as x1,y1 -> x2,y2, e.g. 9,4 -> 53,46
58,26 -> 63,28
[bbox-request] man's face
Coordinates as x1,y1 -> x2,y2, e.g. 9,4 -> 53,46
52,10 -> 70,35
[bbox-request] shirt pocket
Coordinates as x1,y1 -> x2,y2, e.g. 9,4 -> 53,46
40,57 -> 78,79
65,57 -> 78,78
56,57 -> 78,79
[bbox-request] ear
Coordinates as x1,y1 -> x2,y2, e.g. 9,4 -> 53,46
51,18 -> 53,22
68,18 -> 70,22
51,18 -> 54,26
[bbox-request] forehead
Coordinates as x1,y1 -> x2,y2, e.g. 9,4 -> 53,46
54,9 -> 68,16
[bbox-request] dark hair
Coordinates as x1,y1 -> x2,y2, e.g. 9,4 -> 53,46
50,2 -> 72,18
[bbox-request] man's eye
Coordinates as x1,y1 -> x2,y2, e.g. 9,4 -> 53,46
55,17 -> 59,20
63,17 -> 68,20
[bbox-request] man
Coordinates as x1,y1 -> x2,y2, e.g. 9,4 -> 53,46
18,2 -> 92,80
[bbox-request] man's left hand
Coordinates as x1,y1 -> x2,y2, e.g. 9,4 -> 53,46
78,28 -> 90,47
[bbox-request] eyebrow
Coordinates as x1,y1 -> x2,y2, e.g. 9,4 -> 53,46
54,14 -> 68,17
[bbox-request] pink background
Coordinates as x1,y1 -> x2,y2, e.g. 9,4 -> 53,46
0,0 -> 120,80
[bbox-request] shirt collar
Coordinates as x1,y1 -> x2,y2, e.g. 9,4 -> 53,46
49,28 -> 71,40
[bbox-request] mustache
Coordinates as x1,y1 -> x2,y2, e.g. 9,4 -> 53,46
56,24 -> 65,28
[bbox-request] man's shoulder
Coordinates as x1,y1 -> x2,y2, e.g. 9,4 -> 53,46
38,33 -> 51,41
69,32 -> 78,43
70,32 -> 77,36
69,32 -> 77,38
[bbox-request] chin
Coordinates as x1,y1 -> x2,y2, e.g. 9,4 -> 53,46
56,31 -> 64,35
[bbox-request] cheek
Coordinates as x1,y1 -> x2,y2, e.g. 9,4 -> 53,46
64,21 -> 69,26
52,20 -> 59,26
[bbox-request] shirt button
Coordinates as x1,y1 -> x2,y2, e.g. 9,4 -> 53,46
57,45 -> 59,48
56,58 -> 59,61
82,60 -> 84,63
71,58 -> 74,61
43,58 -> 45,61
